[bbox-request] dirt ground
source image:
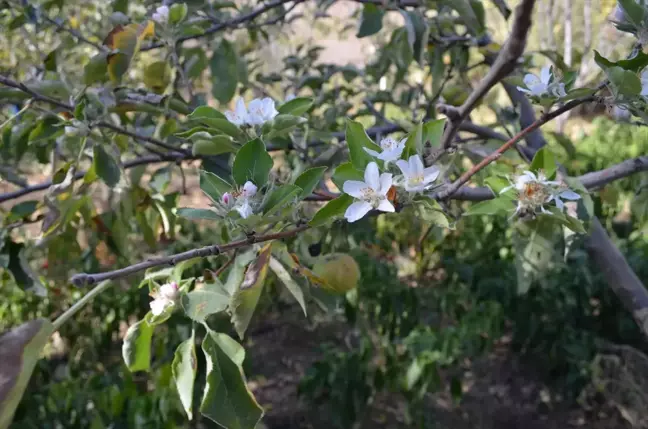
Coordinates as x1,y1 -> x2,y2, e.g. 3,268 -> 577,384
245,307 -> 631,429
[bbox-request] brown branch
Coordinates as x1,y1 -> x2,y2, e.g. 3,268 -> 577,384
70,225 -> 309,286
434,95 -> 597,200
439,0 -> 536,148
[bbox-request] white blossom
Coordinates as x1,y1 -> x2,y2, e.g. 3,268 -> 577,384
343,162 -> 394,223
149,281 -> 179,316
241,181 -> 257,198
224,97 -> 278,127
395,155 -> 440,192
501,170 -> 580,217
246,97 -> 279,126
364,137 -> 406,165
235,199 -> 254,219
224,98 -> 249,126
518,66 -> 566,98
152,5 -> 169,25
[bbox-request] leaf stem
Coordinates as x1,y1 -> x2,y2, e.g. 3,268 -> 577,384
52,280 -> 113,330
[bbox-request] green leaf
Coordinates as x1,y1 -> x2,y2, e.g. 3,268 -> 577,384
607,66 -> 642,97
176,208 -> 221,221
484,176 -> 510,194
277,97 -> 314,116
357,3 -> 384,38
261,184 -> 301,216
513,218 -> 560,294
0,319 -> 54,429
403,122 -> 423,158
182,290 -> 230,323
224,250 -> 257,295
269,256 -> 307,316
309,194 -> 354,227
200,332 -> 264,429
183,47 -> 208,79
172,333 -> 197,420
169,3 -> 188,25
264,114 -> 306,134
332,162 -> 364,190
210,40 -> 239,104
200,170 -> 232,203
549,132 -> 576,158
422,119 -> 445,148
529,147 -> 557,179
200,119 -> 244,138
211,332 -> 246,366
345,119 -> 382,170
294,166 -> 327,197
84,53 -> 108,85
8,200 -> 38,221
229,243 -> 272,339
464,197 -> 515,216
93,145 -> 121,188
232,138 -> 273,187
412,197 -> 450,228
4,239 -> 46,295
593,49 -> 648,72
617,0 -> 645,28
122,319 -> 154,372
188,106 -> 227,121
192,135 -> 238,156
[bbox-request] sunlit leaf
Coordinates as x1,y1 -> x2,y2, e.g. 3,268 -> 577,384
182,290 -> 229,323
122,318 -> 154,372
173,332 -> 197,420
232,138 -> 273,187
294,166 -> 327,197
309,194 -> 354,227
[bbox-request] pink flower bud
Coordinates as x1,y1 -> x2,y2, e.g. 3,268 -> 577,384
222,192 -> 232,206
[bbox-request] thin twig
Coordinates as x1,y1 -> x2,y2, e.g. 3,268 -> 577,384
434,96 -> 597,200
70,225 -> 309,286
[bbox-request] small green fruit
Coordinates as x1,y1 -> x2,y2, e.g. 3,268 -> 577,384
311,253 -> 360,294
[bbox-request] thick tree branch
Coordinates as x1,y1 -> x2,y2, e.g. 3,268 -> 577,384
70,225 -> 309,286
439,0 -> 536,148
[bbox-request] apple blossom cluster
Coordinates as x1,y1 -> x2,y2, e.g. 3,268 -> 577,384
518,66 -> 566,98
149,281 -> 179,316
225,97 -> 279,127
500,170 -> 581,217
342,151 -> 440,223
221,181 -> 258,219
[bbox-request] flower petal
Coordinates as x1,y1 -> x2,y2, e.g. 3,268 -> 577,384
540,66 -> 551,85
396,159 -> 411,177
363,147 -> 381,158
423,166 -> 440,184
409,155 -> 425,176
345,201 -> 373,223
559,189 -> 581,200
364,162 -> 381,191
343,180 -> 368,199
376,199 -> 395,213
523,73 -> 540,88
378,173 -> 393,195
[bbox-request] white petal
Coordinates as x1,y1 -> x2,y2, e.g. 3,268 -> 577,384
423,166 -> 440,184
159,282 -> 179,300
409,155 -> 425,176
364,162 -> 380,191
500,185 -> 515,194
378,173 -> 393,195
377,148 -> 401,162
242,181 -> 257,198
517,87 -> 532,94
150,298 -> 168,316
376,199 -> 395,213
234,97 -> 247,117
559,189 -> 581,200
246,114 -> 264,126
523,74 -> 540,88
405,183 -> 426,193
343,180 -> 369,199
262,98 -> 278,119
345,201 -> 373,222
225,111 -> 244,126
236,201 -> 254,218
396,159 -> 411,177
363,147 -> 381,158
540,66 -> 551,85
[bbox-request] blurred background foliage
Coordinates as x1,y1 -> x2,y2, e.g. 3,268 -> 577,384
2,0 -> 648,428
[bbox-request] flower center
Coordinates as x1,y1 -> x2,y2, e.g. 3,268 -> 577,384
409,174 -> 424,185
520,182 -> 548,206
361,187 -> 384,207
381,139 -> 397,151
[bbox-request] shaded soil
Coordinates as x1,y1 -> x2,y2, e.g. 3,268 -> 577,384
245,307 -> 631,429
